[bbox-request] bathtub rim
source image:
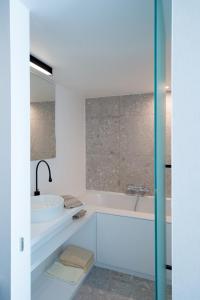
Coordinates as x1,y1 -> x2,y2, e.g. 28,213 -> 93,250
82,189 -> 171,201
81,190 -> 171,224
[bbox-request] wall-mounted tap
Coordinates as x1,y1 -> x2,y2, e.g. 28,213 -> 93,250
34,160 -> 52,196
126,185 -> 149,211
126,185 -> 149,196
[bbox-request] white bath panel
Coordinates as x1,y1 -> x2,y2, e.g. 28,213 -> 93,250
97,212 -> 155,277
96,212 -> 171,282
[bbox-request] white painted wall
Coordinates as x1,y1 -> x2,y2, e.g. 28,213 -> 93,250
172,1 -> 200,299
31,84 -> 85,197
0,0 -> 30,299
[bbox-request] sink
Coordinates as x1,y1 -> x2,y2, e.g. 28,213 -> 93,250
31,195 -> 64,223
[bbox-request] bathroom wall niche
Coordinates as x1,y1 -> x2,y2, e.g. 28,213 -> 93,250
30,69 -> 56,161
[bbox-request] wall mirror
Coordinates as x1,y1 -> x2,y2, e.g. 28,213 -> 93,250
30,69 -> 56,161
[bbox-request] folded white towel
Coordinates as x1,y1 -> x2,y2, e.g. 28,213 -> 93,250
46,262 -> 84,284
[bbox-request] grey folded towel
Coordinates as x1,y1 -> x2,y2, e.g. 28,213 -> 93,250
62,195 -> 83,209
73,209 -> 87,219
59,245 -> 94,272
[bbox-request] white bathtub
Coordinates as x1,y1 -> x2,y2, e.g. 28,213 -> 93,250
81,190 -> 171,281
81,190 -> 171,219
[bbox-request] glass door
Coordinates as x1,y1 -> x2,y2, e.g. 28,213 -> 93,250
154,0 -> 166,299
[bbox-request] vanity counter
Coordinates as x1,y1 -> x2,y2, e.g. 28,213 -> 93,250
31,206 -> 96,272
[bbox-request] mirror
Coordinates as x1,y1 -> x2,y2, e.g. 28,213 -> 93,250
30,69 -> 56,161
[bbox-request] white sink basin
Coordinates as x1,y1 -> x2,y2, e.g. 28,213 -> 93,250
31,195 -> 64,223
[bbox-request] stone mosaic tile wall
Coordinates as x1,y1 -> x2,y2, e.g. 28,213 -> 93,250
31,101 -> 56,161
86,93 -> 171,196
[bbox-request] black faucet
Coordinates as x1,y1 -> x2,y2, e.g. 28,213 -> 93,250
34,160 -> 52,196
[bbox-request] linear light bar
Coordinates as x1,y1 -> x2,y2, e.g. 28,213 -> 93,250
30,55 -> 52,76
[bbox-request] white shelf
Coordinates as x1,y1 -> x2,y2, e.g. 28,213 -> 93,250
32,206 -> 85,250
31,209 -> 95,272
32,266 -> 92,300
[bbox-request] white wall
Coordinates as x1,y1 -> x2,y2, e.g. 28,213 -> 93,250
31,84 -> 85,197
0,0 -> 30,299
172,1 -> 200,299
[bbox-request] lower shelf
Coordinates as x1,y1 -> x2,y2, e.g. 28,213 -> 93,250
32,210 -> 95,272
32,266 -> 92,300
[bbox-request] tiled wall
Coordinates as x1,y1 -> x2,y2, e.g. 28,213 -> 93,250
86,93 -> 171,196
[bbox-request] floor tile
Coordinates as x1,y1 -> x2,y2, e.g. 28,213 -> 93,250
73,267 -> 172,300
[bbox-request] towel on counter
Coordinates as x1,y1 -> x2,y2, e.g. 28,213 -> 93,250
46,261 -> 84,284
59,245 -> 94,272
72,209 -> 87,219
62,195 -> 83,209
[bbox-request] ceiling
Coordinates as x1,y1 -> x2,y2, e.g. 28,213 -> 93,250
29,0 -> 171,98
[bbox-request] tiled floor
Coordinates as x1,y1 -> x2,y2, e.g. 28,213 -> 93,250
73,267 -> 172,300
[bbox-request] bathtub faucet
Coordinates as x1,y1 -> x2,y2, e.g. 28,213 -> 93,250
126,185 -> 149,211
126,185 -> 149,196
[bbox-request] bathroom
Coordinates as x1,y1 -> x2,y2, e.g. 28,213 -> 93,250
5,0 -> 198,299
3,0 -> 200,299
29,1 -> 172,299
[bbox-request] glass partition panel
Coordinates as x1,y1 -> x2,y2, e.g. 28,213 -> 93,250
154,0 -> 166,299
